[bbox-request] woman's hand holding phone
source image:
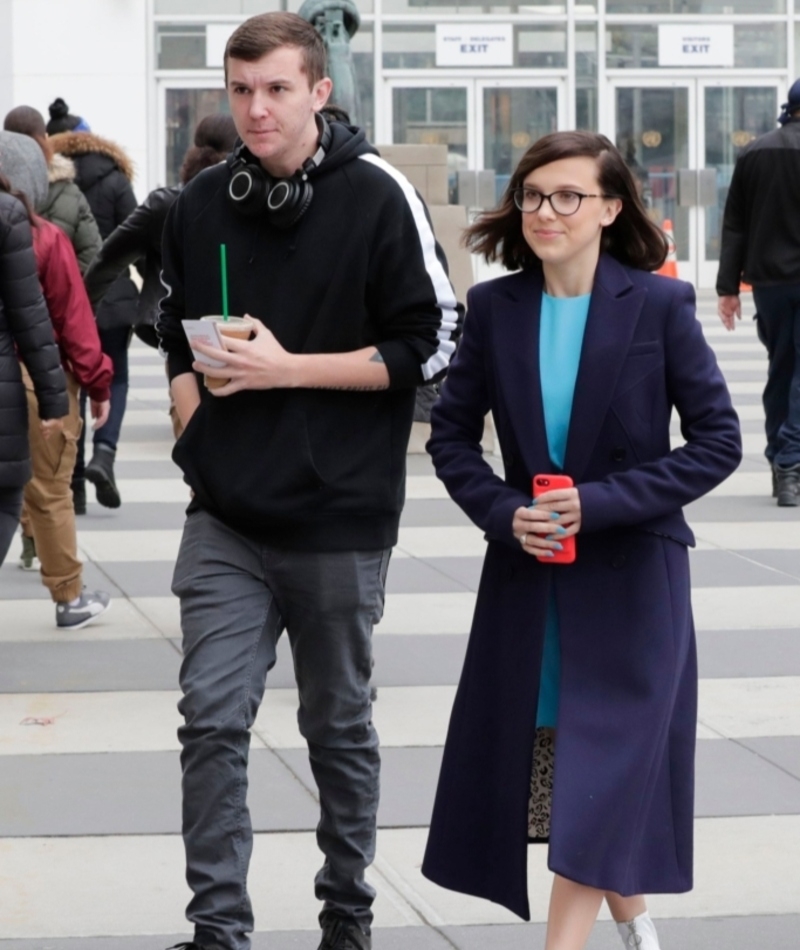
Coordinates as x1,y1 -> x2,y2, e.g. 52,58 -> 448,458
512,479 -> 581,561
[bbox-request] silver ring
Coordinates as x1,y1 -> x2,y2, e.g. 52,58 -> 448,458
520,533 -> 527,547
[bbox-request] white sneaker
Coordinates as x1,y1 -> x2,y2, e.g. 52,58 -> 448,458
56,589 -> 111,630
616,912 -> 661,949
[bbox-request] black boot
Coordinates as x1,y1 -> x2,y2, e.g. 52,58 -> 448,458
775,464 -> 800,507
71,477 -> 87,515
85,444 -> 121,509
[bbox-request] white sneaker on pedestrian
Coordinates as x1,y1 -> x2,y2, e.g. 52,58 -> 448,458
616,911 -> 661,949
55,589 -> 111,630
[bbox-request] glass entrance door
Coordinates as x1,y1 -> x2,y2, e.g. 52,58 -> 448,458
610,79 -> 779,288
699,83 -> 777,287
480,82 -> 560,205
387,79 -> 565,208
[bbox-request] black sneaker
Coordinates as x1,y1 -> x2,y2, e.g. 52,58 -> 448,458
85,444 -> 121,509
775,464 -> 800,507
72,477 -> 87,515
56,589 -> 111,630
318,915 -> 371,950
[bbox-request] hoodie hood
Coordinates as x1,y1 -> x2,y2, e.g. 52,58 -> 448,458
48,152 -> 77,185
0,130 -> 49,209
233,121 -> 376,181
313,121 -> 376,176
48,131 -> 134,183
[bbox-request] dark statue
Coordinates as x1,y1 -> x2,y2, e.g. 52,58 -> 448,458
299,0 -> 362,126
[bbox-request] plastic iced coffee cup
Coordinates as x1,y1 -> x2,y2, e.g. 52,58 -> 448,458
199,316 -> 252,390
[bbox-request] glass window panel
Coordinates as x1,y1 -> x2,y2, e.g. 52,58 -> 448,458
156,0 -> 278,11
165,88 -> 230,186
615,87 -> 690,259
516,26 -> 567,68
606,25 -> 658,69
156,0 -> 374,13
734,24 -> 786,68
351,25 -> 374,144
704,86 -> 778,262
797,22 -> 800,78
391,85 -> 467,197
576,24 -> 598,131
484,87 -> 558,202
383,25 -> 436,69
382,0 -> 564,14
606,0 -> 783,11
608,23 -> 788,68
157,25 -> 206,70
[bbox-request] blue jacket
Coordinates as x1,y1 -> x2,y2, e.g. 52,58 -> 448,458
422,254 -> 742,918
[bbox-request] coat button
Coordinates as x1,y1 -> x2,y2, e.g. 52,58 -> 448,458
611,447 -> 627,463
611,554 -> 626,568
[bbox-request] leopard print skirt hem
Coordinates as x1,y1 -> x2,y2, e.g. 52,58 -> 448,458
528,726 -> 555,841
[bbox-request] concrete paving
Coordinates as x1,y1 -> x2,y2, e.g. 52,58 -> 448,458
1,292 -> 799,949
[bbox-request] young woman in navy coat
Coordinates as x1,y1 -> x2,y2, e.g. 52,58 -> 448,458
421,132 -> 742,950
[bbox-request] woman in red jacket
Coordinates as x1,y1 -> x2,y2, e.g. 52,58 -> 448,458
22,214 -> 114,628
1,129 -> 113,628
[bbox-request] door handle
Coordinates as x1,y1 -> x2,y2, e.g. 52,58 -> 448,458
677,169 -> 717,207
677,169 -> 697,207
698,168 -> 717,206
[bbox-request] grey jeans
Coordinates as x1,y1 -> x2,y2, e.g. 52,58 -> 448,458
172,509 -> 390,950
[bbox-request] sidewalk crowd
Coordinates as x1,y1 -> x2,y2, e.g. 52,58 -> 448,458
1,12 -> 799,950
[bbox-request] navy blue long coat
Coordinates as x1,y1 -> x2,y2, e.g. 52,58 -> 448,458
421,255 -> 742,920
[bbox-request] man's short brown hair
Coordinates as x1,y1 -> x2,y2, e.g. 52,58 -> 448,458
224,12 -> 327,88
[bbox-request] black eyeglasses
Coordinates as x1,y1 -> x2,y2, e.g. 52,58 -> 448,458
512,188 -> 619,216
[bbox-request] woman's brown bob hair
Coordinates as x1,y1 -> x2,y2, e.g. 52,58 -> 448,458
464,131 -> 668,273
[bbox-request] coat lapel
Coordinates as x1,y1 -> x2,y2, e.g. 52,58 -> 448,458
490,268 -> 552,479
563,254 -> 647,481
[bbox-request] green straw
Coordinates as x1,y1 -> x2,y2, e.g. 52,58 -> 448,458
220,243 -> 229,320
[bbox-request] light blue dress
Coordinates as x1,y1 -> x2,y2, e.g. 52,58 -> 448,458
535,292 -> 591,728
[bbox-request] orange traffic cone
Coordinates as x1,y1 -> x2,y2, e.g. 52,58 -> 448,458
656,219 -> 678,278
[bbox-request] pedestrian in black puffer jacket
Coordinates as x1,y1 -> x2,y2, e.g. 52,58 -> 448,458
49,128 -> 139,512
0,181 -> 68,564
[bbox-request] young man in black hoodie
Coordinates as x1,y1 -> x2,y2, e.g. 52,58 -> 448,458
157,13 -> 462,950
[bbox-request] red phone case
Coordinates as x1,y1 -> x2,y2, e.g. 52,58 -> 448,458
532,474 -> 576,564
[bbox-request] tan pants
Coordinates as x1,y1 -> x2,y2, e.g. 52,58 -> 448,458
21,368 -> 84,603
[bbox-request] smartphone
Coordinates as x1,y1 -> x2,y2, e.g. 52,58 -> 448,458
532,474 -> 576,564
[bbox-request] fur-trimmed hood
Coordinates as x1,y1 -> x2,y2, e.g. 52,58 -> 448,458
49,131 -> 134,182
48,152 -> 77,185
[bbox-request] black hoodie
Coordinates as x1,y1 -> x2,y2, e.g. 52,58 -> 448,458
158,122 -> 462,551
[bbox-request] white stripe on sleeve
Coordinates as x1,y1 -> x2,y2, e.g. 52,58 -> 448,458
359,153 -> 460,381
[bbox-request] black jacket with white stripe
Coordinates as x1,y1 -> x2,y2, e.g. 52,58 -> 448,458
158,121 -> 463,551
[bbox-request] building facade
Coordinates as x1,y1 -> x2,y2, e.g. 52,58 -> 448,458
2,0 -> 799,286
